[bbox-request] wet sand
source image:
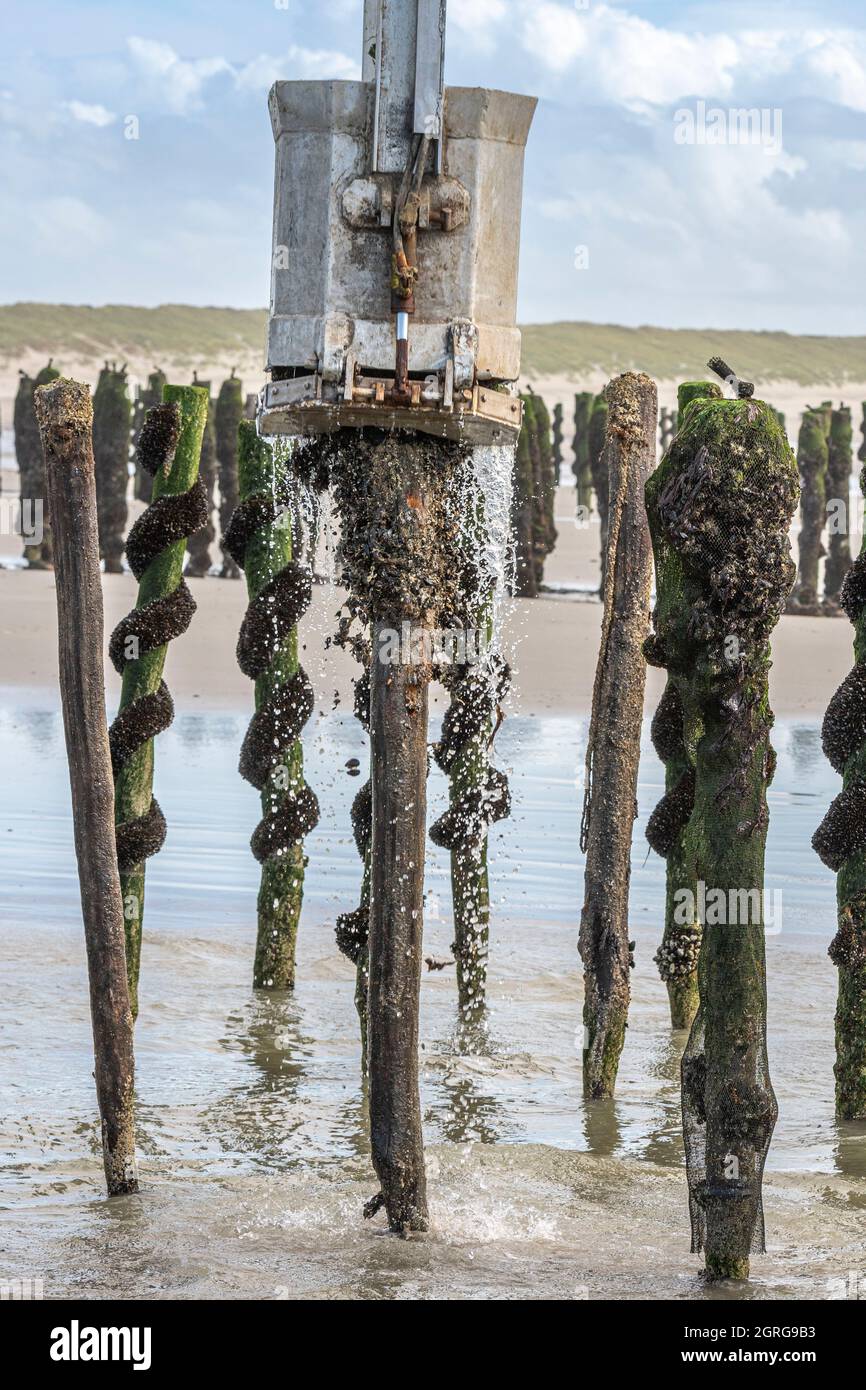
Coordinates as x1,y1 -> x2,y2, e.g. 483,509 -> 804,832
2,461 -> 865,1300
0,479 -> 857,719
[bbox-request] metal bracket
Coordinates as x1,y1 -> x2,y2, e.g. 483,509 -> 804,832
342,174 -> 469,232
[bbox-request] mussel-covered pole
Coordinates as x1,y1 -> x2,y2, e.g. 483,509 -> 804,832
787,408 -> 829,615
813,450 -> 866,1118
431,609 -> 511,1023
224,424 -> 319,990
186,374 -> 217,578
646,383 -> 721,1030
329,430 -> 470,1233
36,377 -> 138,1196
15,361 -> 60,567
92,363 -> 131,573
824,405 -> 854,609
108,386 -> 208,1016
572,391 -> 594,509
216,372 -> 243,579
578,372 -> 656,1097
646,385 -> 796,1281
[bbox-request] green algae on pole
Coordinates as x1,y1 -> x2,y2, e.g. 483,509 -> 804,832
216,372 -> 244,579
787,408 -> 830,616
36,377 -> 138,1195
578,372 -> 656,1097
646,389 -> 797,1281
223,424 -> 319,991
92,363 -> 132,574
825,405 -> 854,610
645,381 -> 721,1031
813,451 -> 866,1118
108,386 -> 208,1016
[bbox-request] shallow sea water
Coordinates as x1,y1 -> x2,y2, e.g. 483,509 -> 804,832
1,690 -> 864,1300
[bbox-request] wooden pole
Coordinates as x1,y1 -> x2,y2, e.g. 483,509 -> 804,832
110,385 -> 207,1016
578,371 -> 656,1098
367,618 -> 430,1232
36,377 -> 138,1196
225,425 -> 319,990
646,389 -> 795,1281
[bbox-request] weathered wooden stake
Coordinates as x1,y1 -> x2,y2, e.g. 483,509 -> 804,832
36,377 -> 138,1196
367,620 -> 430,1231
647,387 -> 795,1282
578,372 -> 656,1097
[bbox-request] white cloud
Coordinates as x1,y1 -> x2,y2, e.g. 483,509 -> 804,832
513,3 -> 866,114
65,100 -> 116,127
127,37 -> 232,114
236,45 -> 360,93
449,0 -> 508,54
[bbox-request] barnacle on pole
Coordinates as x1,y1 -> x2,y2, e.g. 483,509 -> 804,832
108,386 -> 208,1016
813,452 -> 866,1118
93,363 -> 132,574
224,423 -> 320,990
645,386 -> 797,1281
645,382 -> 721,1030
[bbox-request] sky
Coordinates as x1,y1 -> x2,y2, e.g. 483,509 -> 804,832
2,0 -> 865,333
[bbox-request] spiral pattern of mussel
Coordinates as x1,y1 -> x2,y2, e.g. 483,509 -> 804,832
429,654 -> 512,851
645,678 -> 702,980
335,667 -> 372,966
108,402 -> 207,873
223,482 -> 319,864
645,679 -> 696,859
814,554 -> 866,918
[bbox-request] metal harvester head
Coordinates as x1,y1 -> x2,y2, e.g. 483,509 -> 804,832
259,0 -> 536,447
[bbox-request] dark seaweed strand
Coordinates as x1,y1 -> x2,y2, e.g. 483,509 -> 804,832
224,482 -> 319,864
107,403 -> 207,873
